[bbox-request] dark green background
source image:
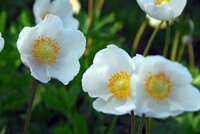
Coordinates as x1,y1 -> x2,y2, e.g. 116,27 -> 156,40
0,0 -> 200,133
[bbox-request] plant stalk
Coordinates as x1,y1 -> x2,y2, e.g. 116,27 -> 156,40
23,79 -> 38,134
143,21 -> 164,56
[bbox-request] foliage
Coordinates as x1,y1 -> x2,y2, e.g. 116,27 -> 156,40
0,0 -> 200,133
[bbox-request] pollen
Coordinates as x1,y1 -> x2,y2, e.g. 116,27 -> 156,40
32,36 -> 60,64
108,71 -> 131,99
154,0 -> 170,6
145,72 -> 172,100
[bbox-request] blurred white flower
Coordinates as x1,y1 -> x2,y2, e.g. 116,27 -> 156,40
70,0 -> 81,14
182,19 -> 194,45
33,0 -> 79,29
17,14 -> 86,85
146,14 -> 173,29
0,32 -> 4,52
82,45 -> 137,115
133,55 -> 200,118
137,0 -> 187,20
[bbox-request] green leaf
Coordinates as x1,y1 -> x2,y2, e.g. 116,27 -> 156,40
193,75 -> 200,87
73,112 -> 88,134
0,11 -> 7,33
54,124 -> 73,134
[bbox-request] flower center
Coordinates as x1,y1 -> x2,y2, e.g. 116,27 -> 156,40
154,0 -> 170,6
108,71 -> 131,99
145,72 -> 172,100
32,36 -> 60,64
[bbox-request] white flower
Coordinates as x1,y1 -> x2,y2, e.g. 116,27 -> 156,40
82,45 -> 137,115
137,0 -> 187,20
70,0 -> 81,14
146,14 -> 173,29
17,14 -> 86,85
182,20 -> 194,45
133,55 -> 200,118
33,0 -> 79,29
0,33 -> 4,52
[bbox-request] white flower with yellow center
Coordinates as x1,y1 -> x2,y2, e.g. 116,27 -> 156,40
82,45 -> 137,115
33,0 -> 79,29
0,33 -> 4,52
70,0 -> 81,14
133,55 -> 200,118
137,0 -> 187,20
17,14 -> 86,84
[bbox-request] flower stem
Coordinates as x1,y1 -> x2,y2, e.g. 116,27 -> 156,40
131,111 -> 135,134
131,20 -> 147,55
96,0 -> 105,18
177,42 -> 186,61
23,79 -> 39,134
188,42 -> 195,68
163,21 -> 171,57
84,0 -> 94,57
137,114 -> 145,134
88,0 -> 94,24
170,31 -> 180,61
108,116 -> 118,134
146,118 -> 151,134
143,21 -> 164,56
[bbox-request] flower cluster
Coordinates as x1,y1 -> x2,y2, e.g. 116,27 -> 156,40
82,45 -> 200,119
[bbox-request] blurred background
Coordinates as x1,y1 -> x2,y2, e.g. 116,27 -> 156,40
0,0 -> 200,133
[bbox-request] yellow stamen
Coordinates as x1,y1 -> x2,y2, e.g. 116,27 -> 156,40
145,72 -> 172,100
154,0 -> 170,5
32,36 -> 60,64
108,71 -> 131,99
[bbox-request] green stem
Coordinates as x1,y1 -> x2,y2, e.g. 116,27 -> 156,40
137,114 -> 145,134
188,42 -> 195,68
131,111 -> 135,134
143,21 -> 164,56
131,20 -> 147,55
88,0 -> 94,24
163,21 -> 171,57
23,79 -> 39,134
96,0 -> 105,18
108,117 -> 118,134
170,31 -> 180,61
146,118 -> 152,134
177,42 -> 186,61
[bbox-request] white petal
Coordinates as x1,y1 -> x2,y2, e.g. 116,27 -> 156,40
36,14 -> 63,38
33,0 -> 51,23
136,0 -> 152,11
132,54 -> 145,73
55,28 -> 86,58
46,51 -> 80,85
93,98 -> 132,115
50,0 -> 79,29
22,55 -> 50,83
50,0 -> 73,19
0,33 -> 5,52
93,45 -> 135,75
63,16 -> 79,29
115,97 -> 136,113
170,85 -> 200,111
144,3 -> 174,20
169,0 -> 187,17
17,27 -> 38,56
82,64 -> 112,101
